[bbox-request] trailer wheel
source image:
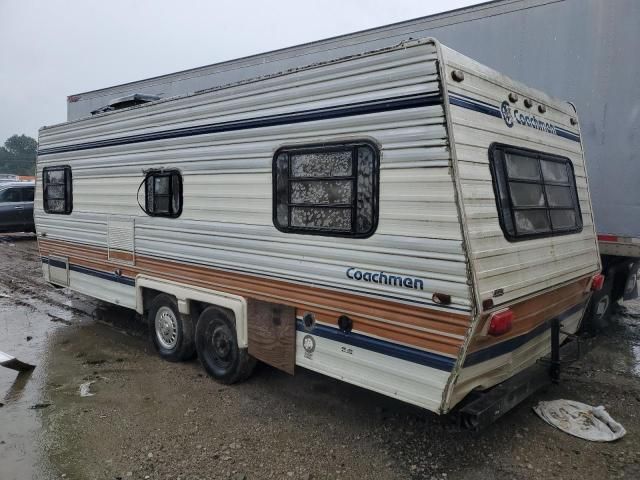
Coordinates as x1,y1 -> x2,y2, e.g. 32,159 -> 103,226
148,294 -> 196,362
583,275 -> 615,332
195,306 -> 256,384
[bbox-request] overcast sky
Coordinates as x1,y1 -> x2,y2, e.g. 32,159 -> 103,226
0,0 -> 477,142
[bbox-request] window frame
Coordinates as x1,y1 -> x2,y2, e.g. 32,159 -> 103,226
143,169 -> 183,218
272,141 -> 380,238
488,143 -> 583,242
21,186 -> 35,202
43,165 -> 73,215
0,187 -> 22,203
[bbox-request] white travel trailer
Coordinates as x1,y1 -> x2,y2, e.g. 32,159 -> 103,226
35,38 -> 602,420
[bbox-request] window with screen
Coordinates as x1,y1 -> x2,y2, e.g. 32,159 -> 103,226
43,166 -> 73,214
273,142 -> 379,237
489,144 -> 582,241
144,170 -> 183,218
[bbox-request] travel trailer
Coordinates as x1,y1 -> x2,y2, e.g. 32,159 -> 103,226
35,38 -> 602,420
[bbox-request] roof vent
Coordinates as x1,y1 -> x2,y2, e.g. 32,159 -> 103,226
91,93 -> 160,115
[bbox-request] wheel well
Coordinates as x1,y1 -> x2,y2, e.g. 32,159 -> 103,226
188,300 -> 235,326
141,287 -> 167,323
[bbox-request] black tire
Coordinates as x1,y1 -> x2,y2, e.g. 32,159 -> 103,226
148,294 -> 196,362
583,275 -> 615,333
195,307 -> 256,384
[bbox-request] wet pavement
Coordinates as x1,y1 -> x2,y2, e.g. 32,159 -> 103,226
1,234 -> 639,480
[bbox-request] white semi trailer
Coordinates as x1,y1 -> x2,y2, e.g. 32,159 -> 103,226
61,0 -> 639,328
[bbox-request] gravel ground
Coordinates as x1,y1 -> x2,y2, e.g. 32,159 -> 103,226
0,235 -> 639,480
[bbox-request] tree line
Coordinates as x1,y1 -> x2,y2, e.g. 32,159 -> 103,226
0,134 -> 37,176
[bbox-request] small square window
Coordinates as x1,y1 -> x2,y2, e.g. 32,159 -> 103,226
489,144 -> 582,241
43,166 -> 73,214
273,142 -> 379,238
144,170 -> 183,217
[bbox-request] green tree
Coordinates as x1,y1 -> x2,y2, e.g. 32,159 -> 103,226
0,134 -> 37,176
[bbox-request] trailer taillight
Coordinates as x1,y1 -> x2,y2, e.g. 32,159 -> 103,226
591,273 -> 605,291
597,234 -> 618,242
487,309 -> 513,336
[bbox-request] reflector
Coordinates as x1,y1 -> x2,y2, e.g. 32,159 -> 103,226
488,309 -> 513,336
591,273 -> 605,291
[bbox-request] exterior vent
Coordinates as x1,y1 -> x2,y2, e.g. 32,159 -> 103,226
91,93 -> 160,115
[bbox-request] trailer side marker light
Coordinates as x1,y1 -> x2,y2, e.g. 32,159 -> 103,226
482,298 -> 494,310
432,292 -> 451,305
591,274 -> 605,291
488,309 -> 513,336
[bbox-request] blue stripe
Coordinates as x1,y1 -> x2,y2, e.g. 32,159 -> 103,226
449,92 -> 504,111
449,94 -> 502,118
448,93 -> 581,143
463,301 -> 586,367
38,93 -> 442,156
42,257 -> 67,269
296,320 -> 456,372
41,257 -> 135,286
555,128 -> 581,142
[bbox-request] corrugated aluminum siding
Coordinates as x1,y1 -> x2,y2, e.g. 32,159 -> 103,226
441,46 -> 600,305
37,42 -> 473,314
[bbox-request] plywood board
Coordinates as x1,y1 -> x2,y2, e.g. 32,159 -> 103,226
247,299 -> 295,375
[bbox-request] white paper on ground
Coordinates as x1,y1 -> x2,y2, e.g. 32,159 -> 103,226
79,381 -> 96,397
533,399 -> 626,442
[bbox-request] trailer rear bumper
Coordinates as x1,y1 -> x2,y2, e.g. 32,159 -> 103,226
456,324 -> 584,431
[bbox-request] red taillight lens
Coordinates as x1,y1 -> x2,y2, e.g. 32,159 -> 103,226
488,309 -> 513,336
591,273 -> 605,291
597,234 -> 618,242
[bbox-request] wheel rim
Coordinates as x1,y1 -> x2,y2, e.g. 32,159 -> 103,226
210,325 -> 233,369
155,306 -> 178,350
595,294 -> 611,320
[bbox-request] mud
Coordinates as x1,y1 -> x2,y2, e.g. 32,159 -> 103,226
1,235 -> 639,480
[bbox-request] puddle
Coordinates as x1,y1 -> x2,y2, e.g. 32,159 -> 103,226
0,298 -> 58,479
0,236 -> 99,480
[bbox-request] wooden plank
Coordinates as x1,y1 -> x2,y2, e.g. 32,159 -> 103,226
247,299 -> 296,375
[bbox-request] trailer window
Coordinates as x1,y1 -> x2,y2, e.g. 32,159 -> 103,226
489,144 -> 582,241
144,170 -> 182,218
43,166 -> 73,214
273,142 -> 379,237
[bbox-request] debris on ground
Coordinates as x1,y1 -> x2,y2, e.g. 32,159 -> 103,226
534,399 -> 626,442
79,381 -> 96,397
0,350 -> 36,372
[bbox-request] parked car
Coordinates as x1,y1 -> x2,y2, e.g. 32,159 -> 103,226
0,181 -> 35,233
0,174 -> 20,183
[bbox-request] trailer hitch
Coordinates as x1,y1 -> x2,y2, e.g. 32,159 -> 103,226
457,320 -> 587,431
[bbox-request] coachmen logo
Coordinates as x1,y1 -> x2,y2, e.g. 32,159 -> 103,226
346,267 -> 424,290
500,101 -> 514,128
500,100 -> 557,135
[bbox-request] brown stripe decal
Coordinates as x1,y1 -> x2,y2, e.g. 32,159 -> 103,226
469,276 -> 591,353
39,239 -> 470,357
